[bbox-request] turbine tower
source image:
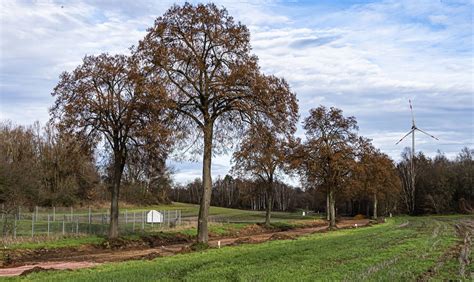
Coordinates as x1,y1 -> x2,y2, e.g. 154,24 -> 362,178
396,100 -> 438,212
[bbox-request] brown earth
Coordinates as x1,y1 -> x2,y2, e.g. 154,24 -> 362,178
0,219 -> 370,277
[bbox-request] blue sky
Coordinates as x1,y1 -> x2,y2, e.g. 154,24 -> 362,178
1,0 -> 472,184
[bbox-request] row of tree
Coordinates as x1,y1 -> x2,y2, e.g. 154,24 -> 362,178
198,105 -> 402,229
169,146 -> 473,222
47,3 -> 297,241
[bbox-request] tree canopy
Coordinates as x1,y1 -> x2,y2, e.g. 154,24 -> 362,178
137,3 -> 298,242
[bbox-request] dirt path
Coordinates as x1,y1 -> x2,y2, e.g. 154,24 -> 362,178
0,219 -> 369,277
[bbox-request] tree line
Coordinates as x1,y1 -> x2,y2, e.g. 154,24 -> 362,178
0,121 -> 171,208
1,3 -> 472,242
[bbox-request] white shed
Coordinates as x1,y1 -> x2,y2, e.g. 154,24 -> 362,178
146,210 -> 163,223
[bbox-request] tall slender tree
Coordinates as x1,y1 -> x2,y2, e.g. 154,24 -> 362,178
50,54 -> 171,238
137,3 -> 296,243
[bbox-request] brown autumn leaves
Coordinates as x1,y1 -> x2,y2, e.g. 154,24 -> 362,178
50,3 -> 400,242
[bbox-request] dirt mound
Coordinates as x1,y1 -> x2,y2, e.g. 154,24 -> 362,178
178,242 -> 209,254
1,246 -> 84,267
141,233 -> 191,248
135,252 -> 162,260
269,233 -> 296,241
236,224 -> 268,236
20,266 -> 56,276
102,232 -> 192,249
292,219 -> 326,228
101,237 -> 146,250
353,214 -> 366,220
178,246 -> 193,254
232,237 -> 259,245
3,233 -> 192,266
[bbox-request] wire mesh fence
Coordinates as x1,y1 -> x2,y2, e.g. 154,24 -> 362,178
0,206 -> 182,238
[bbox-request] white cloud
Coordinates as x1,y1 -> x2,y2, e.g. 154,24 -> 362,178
1,0 -> 472,184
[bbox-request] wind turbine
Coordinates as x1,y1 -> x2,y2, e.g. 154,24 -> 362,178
396,100 -> 438,212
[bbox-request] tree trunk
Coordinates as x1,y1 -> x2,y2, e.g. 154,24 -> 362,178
109,150 -> 125,239
373,192 -> 378,219
197,122 -> 213,243
349,199 -> 353,216
329,188 -> 336,228
326,188 -> 330,221
265,178 -> 273,226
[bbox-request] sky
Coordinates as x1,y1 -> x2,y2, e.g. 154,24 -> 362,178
1,0 -> 473,185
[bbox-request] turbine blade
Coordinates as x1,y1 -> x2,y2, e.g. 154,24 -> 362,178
416,128 -> 439,140
409,99 -> 415,127
396,129 -> 414,145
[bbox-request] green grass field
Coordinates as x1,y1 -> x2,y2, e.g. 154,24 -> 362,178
6,215 -> 472,281
26,202 -> 315,220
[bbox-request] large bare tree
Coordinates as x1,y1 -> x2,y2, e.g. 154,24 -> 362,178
137,3 -> 296,242
50,54 -> 171,238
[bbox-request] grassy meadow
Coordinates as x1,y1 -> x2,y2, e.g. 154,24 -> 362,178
6,215 -> 472,281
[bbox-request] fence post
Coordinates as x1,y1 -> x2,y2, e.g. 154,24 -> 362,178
62,215 -> 65,235
47,214 -> 50,236
53,206 -> 56,221
35,206 -> 38,222
125,210 -> 128,224
88,207 -> 91,234
13,214 -> 17,239
76,218 -> 79,234
31,213 -> 34,237
133,212 -> 136,232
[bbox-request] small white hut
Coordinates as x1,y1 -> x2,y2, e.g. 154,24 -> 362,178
146,210 -> 163,223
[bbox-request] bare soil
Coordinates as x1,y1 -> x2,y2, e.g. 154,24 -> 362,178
0,219 -> 369,277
